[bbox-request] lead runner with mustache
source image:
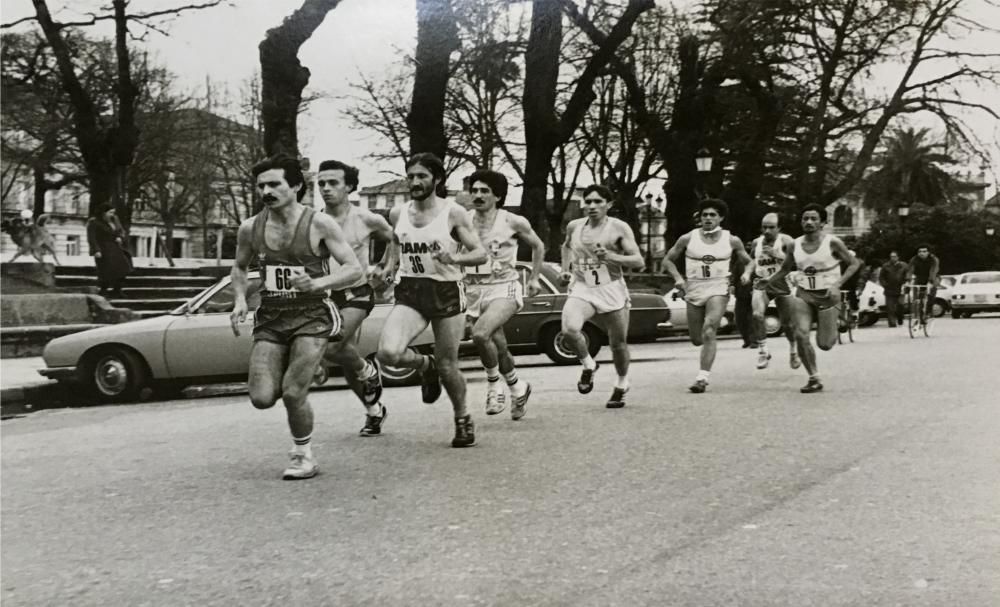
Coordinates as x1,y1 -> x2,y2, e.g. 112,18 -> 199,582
229,154 -> 363,480
373,153 -> 487,448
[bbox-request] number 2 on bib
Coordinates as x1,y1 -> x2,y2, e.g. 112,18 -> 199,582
585,264 -> 610,287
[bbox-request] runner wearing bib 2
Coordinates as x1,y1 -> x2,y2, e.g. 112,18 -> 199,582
745,213 -> 799,371
463,169 -> 545,420
316,159 -> 395,437
229,154 -> 363,481
373,153 -> 487,448
559,185 -> 646,409
757,203 -> 859,394
662,198 -> 753,394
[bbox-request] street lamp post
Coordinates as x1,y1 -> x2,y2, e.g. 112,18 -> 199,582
986,225 -> 996,237
695,148 -> 713,200
897,202 -> 911,228
643,193 -> 653,272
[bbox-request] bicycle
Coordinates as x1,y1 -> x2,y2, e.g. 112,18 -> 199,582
904,283 -> 933,338
837,290 -> 856,344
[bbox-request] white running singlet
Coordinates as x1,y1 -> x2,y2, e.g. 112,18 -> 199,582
793,234 -> 841,290
395,200 -> 464,282
684,229 -> 733,280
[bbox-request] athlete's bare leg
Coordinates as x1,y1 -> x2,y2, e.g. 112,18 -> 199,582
601,306 -> 630,380
561,297 -> 598,360
431,314 -> 469,418
471,298 -> 519,370
687,303 -> 706,346
248,340 -> 287,410
788,297 -> 818,376
698,296 -> 729,373
325,307 -> 370,402
815,304 -> 840,351
376,304 -> 431,369
280,336 -> 328,440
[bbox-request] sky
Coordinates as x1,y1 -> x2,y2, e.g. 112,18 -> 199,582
3,0 -> 999,200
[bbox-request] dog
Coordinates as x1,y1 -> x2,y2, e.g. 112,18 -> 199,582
2,212 -> 61,265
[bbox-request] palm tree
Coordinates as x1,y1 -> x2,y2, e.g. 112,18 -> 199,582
863,127 -> 959,212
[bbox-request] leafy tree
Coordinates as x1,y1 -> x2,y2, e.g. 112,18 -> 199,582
863,126 -> 960,212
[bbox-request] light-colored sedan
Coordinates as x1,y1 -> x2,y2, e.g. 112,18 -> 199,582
40,272 -> 434,403
949,271 -> 1000,318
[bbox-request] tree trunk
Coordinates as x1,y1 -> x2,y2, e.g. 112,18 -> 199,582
407,0 -> 458,158
259,0 -> 341,156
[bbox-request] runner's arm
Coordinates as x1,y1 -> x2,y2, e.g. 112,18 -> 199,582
449,206 -> 487,266
732,236 -> 753,283
230,219 -> 255,304
603,221 -> 645,269
365,210 -> 395,244
376,206 -> 402,274
510,214 -> 546,282
661,234 -> 690,286
829,236 -> 860,288
301,214 -> 363,292
560,219 -> 579,274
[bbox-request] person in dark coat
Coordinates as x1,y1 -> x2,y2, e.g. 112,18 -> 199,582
732,253 -> 756,348
87,205 -> 131,296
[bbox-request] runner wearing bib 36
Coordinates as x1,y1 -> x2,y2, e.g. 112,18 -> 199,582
316,159 -> 395,437
744,213 -> 799,371
757,203 -> 859,393
229,154 -> 363,480
463,169 -> 545,420
373,153 -> 487,448
662,198 -> 753,393
559,185 -> 646,409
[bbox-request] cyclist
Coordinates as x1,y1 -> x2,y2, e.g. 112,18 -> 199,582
905,244 -> 940,326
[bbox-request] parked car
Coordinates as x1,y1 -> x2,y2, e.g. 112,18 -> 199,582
949,271 -> 1000,318
40,271 -> 435,402
857,275 -> 956,326
475,263 -> 670,365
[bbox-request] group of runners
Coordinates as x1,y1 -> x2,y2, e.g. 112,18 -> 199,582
229,152 -> 862,480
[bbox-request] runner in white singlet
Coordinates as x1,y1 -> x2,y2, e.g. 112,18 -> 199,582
757,203 -> 859,393
662,198 -> 752,393
559,185 -> 645,409
373,153 -> 487,448
315,160 -> 395,437
463,170 -> 545,420
744,213 -> 799,371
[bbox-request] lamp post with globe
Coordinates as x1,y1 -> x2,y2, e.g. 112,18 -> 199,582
695,148 -> 713,200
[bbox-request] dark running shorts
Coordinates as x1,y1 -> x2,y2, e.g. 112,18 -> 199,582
795,288 -> 841,319
753,276 -> 792,299
394,277 -> 466,320
331,284 -> 376,316
253,298 -> 343,345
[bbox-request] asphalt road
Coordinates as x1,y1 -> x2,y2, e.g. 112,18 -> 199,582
3,317 -> 999,606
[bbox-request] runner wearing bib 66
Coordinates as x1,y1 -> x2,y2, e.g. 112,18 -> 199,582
559,185 -> 646,409
229,154 -> 364,480
662,198 -> 753,393
757,203 -> 860,393
316,159 -> 395,437
744,213 -> 799,371
463,169 -> 545,420
373,153 -> 487,448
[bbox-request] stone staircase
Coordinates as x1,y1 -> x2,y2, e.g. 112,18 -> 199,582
54,265 -> 226,318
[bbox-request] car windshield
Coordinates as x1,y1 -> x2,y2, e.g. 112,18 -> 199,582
939,276 -> 956,288
962,272 -> 1000,285
171,276 -> 262,314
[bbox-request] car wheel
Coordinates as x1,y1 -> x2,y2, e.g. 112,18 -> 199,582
858,312 -> 879,327
379,348 -> 422,387
86,347 -> 149,403
931,299 -> 946,318
541,324 -> 602,366
764,313 -> 783,337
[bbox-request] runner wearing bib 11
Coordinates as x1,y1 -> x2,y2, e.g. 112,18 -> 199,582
229,154 -> 363,480
373,153 -> 487,448
559,185 -> 646,409
757,203 -> 859,393
315,159 -> 395,437
463,169 -> 545,420
744,213 -> 799,371
662,198 -> 753,393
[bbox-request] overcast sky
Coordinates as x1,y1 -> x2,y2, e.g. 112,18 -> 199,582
4,0 -> 999,199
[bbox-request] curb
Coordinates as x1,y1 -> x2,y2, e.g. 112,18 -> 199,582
1,382 -> 71,418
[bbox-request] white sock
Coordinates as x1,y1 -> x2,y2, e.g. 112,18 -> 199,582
696,370 -> 711,382
359,360 -> 377,380
789,342 -> 797,354
758,339 -> 768,352
581,355 -> 596,370
504,369 -> 526,397
614,376 -> 629,390
292,435 -> 312,457
485,365 -> 501,393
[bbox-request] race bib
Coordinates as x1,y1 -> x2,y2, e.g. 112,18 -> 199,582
467,261 -> 495,276
264,264 -> 305,292
577,258 -> 610,287
405,253 -> 433,275
796,267 -> 836,290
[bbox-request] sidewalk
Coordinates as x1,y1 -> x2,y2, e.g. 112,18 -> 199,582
1,357 -> 58,416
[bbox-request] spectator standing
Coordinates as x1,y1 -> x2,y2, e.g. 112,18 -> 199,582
879,251 -> 908,327
87,205 -> 132,297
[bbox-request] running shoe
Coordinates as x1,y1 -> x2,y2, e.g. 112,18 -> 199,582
451,415 -> 476,448
689,378 -> 708,393
282,450 -> 318,480
605,387 -> 628,408
800,377 -> 824,393
421,355 -> 441,404
510,382 -> 531,420
485,390 -> 505,415
577,363 -> 599,394
360,354 -> 383,406
756,351 -> 771,369
789,352 -> 801,370
359,404 -> 388,437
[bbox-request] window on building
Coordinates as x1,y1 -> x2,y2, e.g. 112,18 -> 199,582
171,237 -> 185,259
376,194 -> 387,209
394,193 -> 405,207
833,205 -> 853,227
66,235 -> 80,256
